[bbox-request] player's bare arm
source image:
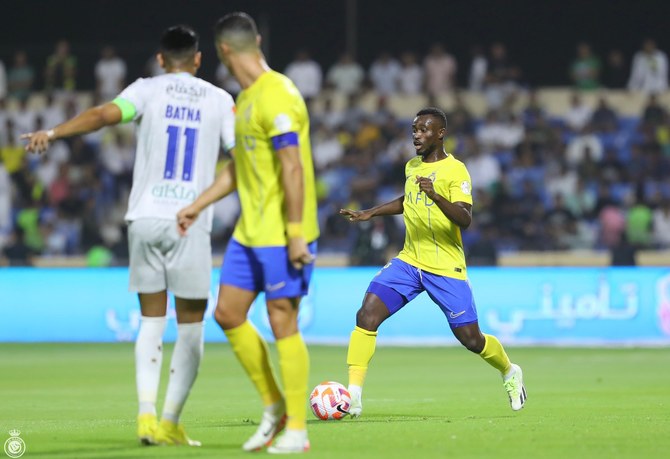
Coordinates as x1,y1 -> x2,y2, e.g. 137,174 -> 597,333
340,195 -> 404,222
277,144 -> 313,270
415,175 -> 472,228
21,103 -> 122,153
177,159 -> 237,236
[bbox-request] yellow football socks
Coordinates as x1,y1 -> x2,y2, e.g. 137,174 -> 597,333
276,333 -> 309,430
224,321 -> 283,406
479,333 -> 512,375
347,326 -> 378,387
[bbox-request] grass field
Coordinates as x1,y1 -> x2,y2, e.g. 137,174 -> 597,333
1,344 -> 668,459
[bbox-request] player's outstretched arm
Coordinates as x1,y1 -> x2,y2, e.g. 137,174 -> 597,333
415,175 -> 472,228
340,195 -> 404,222
177,159 -> 237,236
21,103 -> 122,153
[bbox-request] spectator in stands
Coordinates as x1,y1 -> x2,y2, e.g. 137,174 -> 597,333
599,203 -> 626,248
545,194 -> 577,247
1,227 -> 34,266
521,90 -> 545,127
610,234 -> 637,266
44,39 -> 77,93
40,93 -> 66,129
369,51 -> 401,96
599,148 -> 625,183
7,51 -> 34,102
144,54 -> 165,77
0,58 -> 6,101
0,120 -> 26,182
94,46 -> 126,101
215,62 -> 241,98
397,51 -> 423,95
0,156 -> 10,235
628,38 -> 668,93
284,49 -> 322,104
9,98 -> 35,140
570,42 -> 601,90
423,43 -> 457,98
546,161 -> 578,200
626,188 -> 653,248
603,49 -> 628,89
653,199 -> 670,248
590,97 -> 619,132
463,136 -> 500,193
488,42 -> 521,85
564,92 -> 593,132
448,93 -> 475,135
326,52 -> 365,95
312,125 -> 344,172
641,93 -> 667,128
468,45 -> 488,92
314,96 -> 345,131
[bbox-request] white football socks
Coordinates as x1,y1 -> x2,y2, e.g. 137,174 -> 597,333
135,315 -> 167,416
162,321 -> 204,424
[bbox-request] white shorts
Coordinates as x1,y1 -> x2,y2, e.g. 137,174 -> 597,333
128,218 -> 212,299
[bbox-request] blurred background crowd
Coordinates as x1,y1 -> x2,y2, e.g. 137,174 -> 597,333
1,34 -> 669,267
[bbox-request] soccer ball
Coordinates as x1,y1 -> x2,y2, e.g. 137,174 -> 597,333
309,381 -> 351,420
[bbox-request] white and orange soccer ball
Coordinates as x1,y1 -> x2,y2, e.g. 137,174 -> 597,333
309,381 -> 351,420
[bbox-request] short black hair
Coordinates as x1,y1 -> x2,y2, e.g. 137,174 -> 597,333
214,12 -> 258,51
159,25 -> 199,64
416,107 -> 447,129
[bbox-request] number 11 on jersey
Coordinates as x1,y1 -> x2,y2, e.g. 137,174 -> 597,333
164,125 -> 199,181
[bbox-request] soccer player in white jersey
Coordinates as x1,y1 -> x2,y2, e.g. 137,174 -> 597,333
22,26 -> 236,447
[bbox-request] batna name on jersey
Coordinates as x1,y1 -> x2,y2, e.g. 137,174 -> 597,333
165,104 -> 201,122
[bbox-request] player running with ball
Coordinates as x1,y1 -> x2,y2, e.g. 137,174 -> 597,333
340,107 -> 527,417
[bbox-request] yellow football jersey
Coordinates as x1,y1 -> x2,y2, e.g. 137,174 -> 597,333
231,71 -> 319,247
397,154 -> 473,279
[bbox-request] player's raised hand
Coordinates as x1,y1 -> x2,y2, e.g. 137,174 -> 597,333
339,208 -> 372,222
415,175 -> 437,200
176,205 -> 200,236
288,236 -> 315,270
21,130 -> 54,153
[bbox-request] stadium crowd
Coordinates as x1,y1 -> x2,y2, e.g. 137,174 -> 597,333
1,39 -> 669,266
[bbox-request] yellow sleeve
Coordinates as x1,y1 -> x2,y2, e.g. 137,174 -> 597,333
259,85 -> 303,138
449,163 -> 474,205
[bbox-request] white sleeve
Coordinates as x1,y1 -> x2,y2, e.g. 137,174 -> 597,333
116,78 -> 149,120
220,94 -> 236,152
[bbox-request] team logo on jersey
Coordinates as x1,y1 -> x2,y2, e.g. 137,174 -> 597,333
274,113 -> 292,132
461,181 -> 471,195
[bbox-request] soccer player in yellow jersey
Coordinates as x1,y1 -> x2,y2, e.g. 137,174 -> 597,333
340,107 -> 527,418
176,12 -> 317,454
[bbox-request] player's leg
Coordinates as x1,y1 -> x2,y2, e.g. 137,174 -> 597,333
425,275 -> 527,411
135,292 -> 168,445
347,259 -> 423,418
215,239 -> 285,451
128,219 -> 170,445
262,242 -> 316,454
153,297 -> 207,446
153,222 -> 210,446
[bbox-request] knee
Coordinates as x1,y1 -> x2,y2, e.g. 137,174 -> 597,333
355,307 -> 383,331
214,304 -> 243,330
461,334 -> 485,354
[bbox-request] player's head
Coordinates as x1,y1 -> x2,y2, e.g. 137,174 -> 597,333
213,12 -> 260,63
413,107 -> 447,156
157,25 -> 201,72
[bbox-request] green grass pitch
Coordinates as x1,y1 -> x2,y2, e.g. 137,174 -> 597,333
1,343 -> 668,458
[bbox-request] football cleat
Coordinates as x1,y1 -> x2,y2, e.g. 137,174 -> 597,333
348,388 -> 363,418
153,419 -> 201,446
137,413 -> 158,445
267,429 -> 310,454
503,363 -> 527,411
242,411 -> 287,451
